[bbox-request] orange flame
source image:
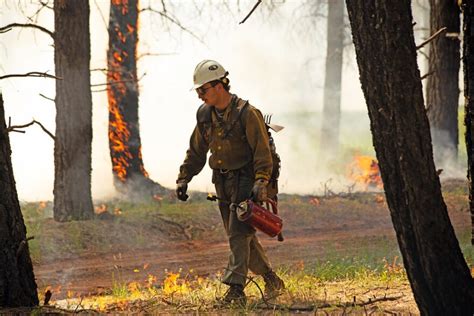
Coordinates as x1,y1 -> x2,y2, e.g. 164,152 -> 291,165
107,0 -> 148,184
348,155 -> 383,189
94,204 -> 108,214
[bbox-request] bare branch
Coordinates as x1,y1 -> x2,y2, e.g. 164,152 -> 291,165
137,52 -> 177,61
91,68 -> 107,73
7,119 -> 55,140
239,0 -> 262,24
160,0 -> 167,13
418,49 -> 429,60
416,27 -> 447,50
91,88 -> 109,93
420,71 -> 435,81
92,0 -> 108,30
27,1 -> 53,23
0,23 -> 54,39
39,93 -> 55,102
91,73 -> 146,87
140,7 -> 206,46
0,72 -> 60,80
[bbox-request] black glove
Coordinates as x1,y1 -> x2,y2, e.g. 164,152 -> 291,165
176,182 -> 189,201
251,179 -> 268,202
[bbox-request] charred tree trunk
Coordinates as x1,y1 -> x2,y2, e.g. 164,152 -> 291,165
107,0 -> 165,198
426,0 -> 460,166
346,0 -> 474,314
53,0 -> 94,221
320,0 -> 344,163
463,0 -> 474,245
0,95 -> 38,307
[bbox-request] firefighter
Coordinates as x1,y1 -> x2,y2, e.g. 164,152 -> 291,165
176,60 -> 284,305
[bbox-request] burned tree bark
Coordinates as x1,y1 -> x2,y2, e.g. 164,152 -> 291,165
320,0 -> 344,162
346,0 -> 474,314
53,0 -> 94,221
426,0 -> 460,166
0,95 -> 38,307
107,0 -> 165,198
463,0 -> 474,245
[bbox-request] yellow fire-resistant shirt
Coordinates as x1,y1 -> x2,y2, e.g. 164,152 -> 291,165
177,95 -> 272,183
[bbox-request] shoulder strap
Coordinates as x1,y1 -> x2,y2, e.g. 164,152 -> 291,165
222,97 -> 249,139
196,103 -> 212,124
196,103 -> 212,135
237,99 -> 250,135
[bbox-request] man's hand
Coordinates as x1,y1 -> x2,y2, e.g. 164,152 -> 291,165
176,182 -> 189,201
252,179 -> 268,202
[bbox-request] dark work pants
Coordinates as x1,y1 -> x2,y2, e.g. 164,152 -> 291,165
213,169 -> 272,286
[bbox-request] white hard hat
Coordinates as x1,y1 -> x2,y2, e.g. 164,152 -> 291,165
193,60 -> 228,89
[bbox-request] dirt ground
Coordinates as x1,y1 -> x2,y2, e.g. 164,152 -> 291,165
30,179 -> 472,313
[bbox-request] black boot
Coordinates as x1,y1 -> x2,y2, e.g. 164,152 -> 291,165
222,284 -> 247,306
263,270 -> 285,298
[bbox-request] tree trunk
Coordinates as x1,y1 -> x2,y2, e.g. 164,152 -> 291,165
463,0 -> 474,245
107,0 -> 166,198
345,0 -> 474,314
0,95 -> 38,307
426,0 -> 460,166
53,0 -> 94,221
320,0 -> 344,163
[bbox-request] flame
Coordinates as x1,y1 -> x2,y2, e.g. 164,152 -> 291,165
348,155 -> 383,189
108,0 -> 149,184
375,194 -> 385,203
309,197 -> 320,206
153,195 -> 163,206
162,272 -> 190,295
94,204 -> 108,214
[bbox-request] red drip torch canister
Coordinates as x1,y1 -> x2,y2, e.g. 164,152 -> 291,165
236,199 -> 283,238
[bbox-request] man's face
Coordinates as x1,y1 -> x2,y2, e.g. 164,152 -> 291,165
196,81 -> 218,104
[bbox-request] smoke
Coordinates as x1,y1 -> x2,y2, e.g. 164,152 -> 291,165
0,1 -> 449,201
430,127 -> 467,180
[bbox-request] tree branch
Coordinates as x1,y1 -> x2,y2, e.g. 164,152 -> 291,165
140,7 -> 205,46
420,71 -> 435,81
7,118 -> 55,140
239,0 -> 262,24
39,93 -> 55,102
418,49 -> 429,60
137,52 -> 176,61
27,1 -> 54,23
91,73 -> 146,87
416,27 -> 447,50
0,23 -> 54,39
0,72 -> 60,80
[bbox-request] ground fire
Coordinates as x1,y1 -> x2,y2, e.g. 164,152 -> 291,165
348,155 -> 383,189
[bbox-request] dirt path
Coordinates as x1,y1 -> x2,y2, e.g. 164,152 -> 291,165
32,191 -> 471,304
34,224 -> 398,299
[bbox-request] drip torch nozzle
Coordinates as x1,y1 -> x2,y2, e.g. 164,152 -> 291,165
207,193 -> 219,202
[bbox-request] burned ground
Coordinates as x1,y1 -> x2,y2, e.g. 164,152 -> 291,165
20,178 -> 473,313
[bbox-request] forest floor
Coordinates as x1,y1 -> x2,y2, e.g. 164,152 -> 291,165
16,178 -> 474,314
